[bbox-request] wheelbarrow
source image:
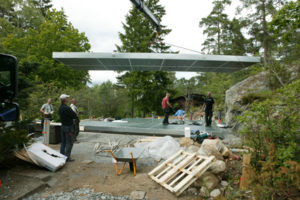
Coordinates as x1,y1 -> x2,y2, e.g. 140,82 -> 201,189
107,147 -> 144,176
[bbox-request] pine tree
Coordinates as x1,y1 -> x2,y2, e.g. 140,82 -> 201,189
199,0 -> 232,55
116,0 -> 174,117
237,0 -> 287,63
269,0 -> 300,61
32,0 -> 52,17
0,0 -> 45,51
200,0 -> 248,56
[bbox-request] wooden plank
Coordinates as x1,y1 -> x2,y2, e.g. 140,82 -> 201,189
240,153 -> 251,190
155,166 -> 172,179
155,153 -> 188,179
148,150 -> 183,176
151,151 -> 189,180
135,136 -> 160,143
175,177 -> 198,196
176,155 -> 214,189
168,158 -> 204,187
168,170 -> 189,188
180,158 -> 204,175
173,156 -> 215,195
149,150 -> 215,197
162,183 -> 176,192
158,153 -> 196,184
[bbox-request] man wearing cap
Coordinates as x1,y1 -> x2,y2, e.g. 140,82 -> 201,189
59,94 -> 78,162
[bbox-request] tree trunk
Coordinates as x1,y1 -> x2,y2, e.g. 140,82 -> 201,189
217,23 -> 221,54
262,0 -> 269,64
131,95 -> 134,118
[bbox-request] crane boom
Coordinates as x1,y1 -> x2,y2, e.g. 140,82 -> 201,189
129,0 -> 160,31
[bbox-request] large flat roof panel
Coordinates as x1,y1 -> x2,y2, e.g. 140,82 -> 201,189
53,52 -> 260,72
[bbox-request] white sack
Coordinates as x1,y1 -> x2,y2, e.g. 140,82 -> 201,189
26,143 -> 67,172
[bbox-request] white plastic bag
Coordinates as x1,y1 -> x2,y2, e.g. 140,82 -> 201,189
134,136 -> 181,160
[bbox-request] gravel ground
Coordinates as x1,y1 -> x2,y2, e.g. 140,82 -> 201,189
24,188 -> 130,200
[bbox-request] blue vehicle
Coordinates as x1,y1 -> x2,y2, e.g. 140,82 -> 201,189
0,54 -> 19,122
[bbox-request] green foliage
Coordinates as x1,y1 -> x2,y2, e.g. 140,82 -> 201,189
174,77 -> 198,97
32,0 -> 52,17
238,79 -> 300,199
22,83 -> 62,121
2,9 -> 92,117
0,121 -> 31,164
88,81 -> 130,118
237,0 -> 287,63
191,65 -> 263,111
116,71 -> 174,117
0,0 -> 46,51
241,92 -> 269,105
23,81 -> 131,121
200,0 -> 247,55
266,60 -> 300,89
3,9 -> 91,89
116,0 -> 171,53
269,0 -> 300,61
116,0 -> 174,117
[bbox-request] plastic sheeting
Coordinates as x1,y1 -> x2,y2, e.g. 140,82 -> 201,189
26,143 -> 67,172
134,136 -> 181,161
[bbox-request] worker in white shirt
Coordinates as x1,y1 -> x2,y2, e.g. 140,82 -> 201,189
70,98 -> 80,142
40,98 -> 53,128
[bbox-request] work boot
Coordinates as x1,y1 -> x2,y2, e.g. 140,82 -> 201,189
67,158 -> 75,162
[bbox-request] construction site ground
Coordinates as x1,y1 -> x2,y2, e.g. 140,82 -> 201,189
0,130 -> 243,200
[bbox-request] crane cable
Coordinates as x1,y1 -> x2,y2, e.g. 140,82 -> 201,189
152,31 -> 203,54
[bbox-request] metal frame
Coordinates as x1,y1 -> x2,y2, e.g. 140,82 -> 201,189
130,0 -> 160,30
53,52 -> 260,73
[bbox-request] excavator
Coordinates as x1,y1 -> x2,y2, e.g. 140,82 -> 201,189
0,0 -> 158,122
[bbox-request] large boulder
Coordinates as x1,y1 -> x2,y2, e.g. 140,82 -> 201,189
197,139 -> 227,160
199,187 -> 210,198
179,137 -> 194,147
225,71 -> 269,126
225,65 -> 300,126
193,172 -> 220,191
210,188 -> 221,198
186,145 -> 200,153
209,160 -> 226,174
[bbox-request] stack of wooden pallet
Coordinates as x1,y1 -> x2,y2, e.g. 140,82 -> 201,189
148,150 -> 215,196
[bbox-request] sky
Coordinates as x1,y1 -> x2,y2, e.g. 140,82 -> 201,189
52,0 -> 239,85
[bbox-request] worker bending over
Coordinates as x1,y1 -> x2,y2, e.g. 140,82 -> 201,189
174,108 -> 186,120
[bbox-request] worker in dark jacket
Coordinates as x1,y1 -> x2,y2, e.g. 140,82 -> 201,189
59,94 -> 78,162
202,92 -> 215,127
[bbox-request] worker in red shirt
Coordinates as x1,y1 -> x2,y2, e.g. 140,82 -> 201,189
162,93 -> 172,125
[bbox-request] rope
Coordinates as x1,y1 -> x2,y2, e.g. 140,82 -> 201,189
165,42 -> 203,54
154,31 -> 203,54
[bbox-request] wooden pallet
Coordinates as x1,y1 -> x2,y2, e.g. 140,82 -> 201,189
148,150 -> 215,196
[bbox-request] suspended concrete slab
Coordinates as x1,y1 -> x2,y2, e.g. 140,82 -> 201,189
53,52 -> 260,72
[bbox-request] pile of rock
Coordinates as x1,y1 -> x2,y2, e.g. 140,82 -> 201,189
179,137 -> 233,198
24,188 -> 130,200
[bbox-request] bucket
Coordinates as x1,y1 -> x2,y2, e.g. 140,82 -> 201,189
184,127 -> 191,137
